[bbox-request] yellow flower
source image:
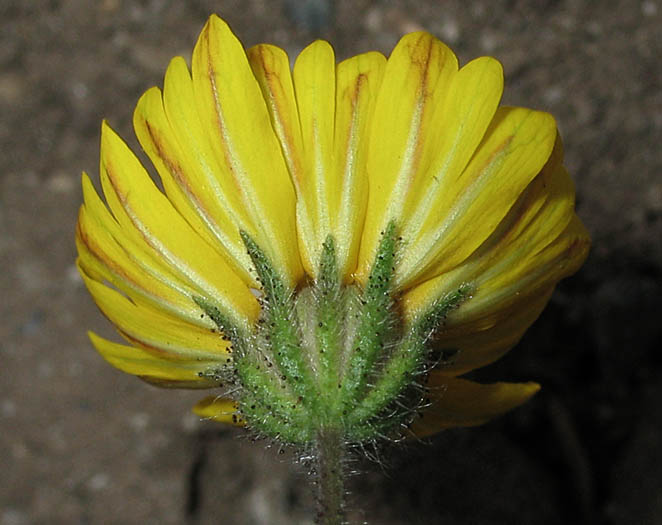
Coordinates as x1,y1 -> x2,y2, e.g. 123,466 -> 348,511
76,15 -> 589,441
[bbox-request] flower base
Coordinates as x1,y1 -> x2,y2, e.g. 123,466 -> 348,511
196,222 -> 470,446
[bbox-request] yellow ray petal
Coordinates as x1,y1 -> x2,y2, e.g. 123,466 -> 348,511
247,44 -> 304,186
75,235 -> 207,330
402,133 -> 580,323
397,106 -> 557,288
89,332 -> 222,388
97,121 -> 259,329
430,287 -> 554,376
407,215 -> 588,329
400,56 -> 503,263
247,43 -> 316,276
450,212 -> 588,327
356,32 -> 459,283
80,266 -> 232,361
400,170 -> 589,376
79,172 -> 219,325
162,54 -> 253,236
250,43 -> 387,280
290,40 -> 336,275
193,396 -> 244,425
77,187 -> 213,328
412,376 -> 540,436
332,51 -> 387,280
191,14 -> 302,286
81,172 -> 184,287
461,214 -> 589,321
134,80 -> 256,286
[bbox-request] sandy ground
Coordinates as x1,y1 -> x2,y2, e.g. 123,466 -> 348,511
1,1 -> 661,523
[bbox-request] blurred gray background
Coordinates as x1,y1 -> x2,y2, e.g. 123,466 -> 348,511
1,1 -> 661,523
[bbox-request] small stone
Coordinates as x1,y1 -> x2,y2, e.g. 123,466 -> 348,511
128,412 -> 150,432
47,172 -> 76,194
439,18 -> 460,44
87,472 -> 110,492
364,7 -> 383,32
66,264 -> 83,285
642,1 -> 658,17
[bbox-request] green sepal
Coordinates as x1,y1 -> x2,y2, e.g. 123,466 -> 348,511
194,226 -> 473,446
345,285 -> 471,436
240,231 -> 317,411
338,222 -> 399,414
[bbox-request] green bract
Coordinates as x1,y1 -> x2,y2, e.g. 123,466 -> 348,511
197,224 -> 469,444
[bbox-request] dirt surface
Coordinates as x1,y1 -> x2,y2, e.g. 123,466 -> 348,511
1,1 -> 661,524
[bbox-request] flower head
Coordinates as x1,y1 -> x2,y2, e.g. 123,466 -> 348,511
76,15 -> 589,443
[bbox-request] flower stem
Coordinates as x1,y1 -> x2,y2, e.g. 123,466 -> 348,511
315,428 -> 346,525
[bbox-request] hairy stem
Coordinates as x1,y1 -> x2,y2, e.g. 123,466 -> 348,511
315,428 -> 346,525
